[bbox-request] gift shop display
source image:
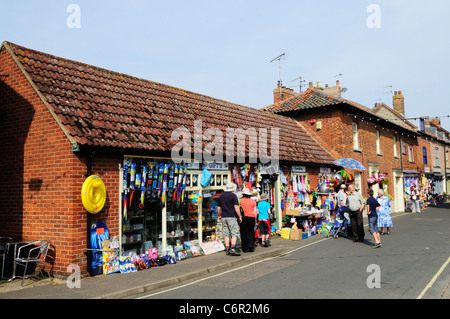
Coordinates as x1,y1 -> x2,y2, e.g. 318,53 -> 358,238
121,157 -> 190,257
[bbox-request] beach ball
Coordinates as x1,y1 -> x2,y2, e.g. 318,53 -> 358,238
190,192 -> 202,205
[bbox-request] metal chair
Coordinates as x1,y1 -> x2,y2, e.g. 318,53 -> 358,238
14,240 -> 52,287
0,237 -> 13,279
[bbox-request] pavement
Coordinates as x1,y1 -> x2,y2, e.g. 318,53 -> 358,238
1,207 -> 446,299
0,232 -> 304,299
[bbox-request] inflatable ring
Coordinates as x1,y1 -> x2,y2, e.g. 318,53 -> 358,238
81,175 -> 107,214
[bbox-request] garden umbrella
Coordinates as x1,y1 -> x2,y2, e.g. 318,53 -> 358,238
333,158 -> 367,171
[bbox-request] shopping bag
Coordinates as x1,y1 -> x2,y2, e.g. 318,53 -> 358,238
200,167 -> 213,187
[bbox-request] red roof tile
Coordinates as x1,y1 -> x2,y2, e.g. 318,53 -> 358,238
3,41 -> 335,164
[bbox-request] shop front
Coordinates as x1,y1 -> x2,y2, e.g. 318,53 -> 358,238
120,156 -> 231,259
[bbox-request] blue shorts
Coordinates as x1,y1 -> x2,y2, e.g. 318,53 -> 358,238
368,216 -> 379,234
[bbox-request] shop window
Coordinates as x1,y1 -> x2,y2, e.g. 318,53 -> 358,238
423,146 -> 428,165
121,157 -> 231,257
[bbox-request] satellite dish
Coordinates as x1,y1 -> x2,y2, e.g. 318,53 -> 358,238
341,87 -> 348,93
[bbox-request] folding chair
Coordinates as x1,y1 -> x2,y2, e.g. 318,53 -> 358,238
14,240 -> 52,287
0,237 -> 13,279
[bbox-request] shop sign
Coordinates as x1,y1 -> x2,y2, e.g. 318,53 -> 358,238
258,163 -> 280,174
424,167 -> 430,173
433,167 -> 441,174
203,161 -> 229,171
200,240 -> 226,255
186,160 -> 200,170
319,167 -> 331,174
291,166 -> 306,173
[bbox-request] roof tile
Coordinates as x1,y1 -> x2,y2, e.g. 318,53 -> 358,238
5,42 -> 335,164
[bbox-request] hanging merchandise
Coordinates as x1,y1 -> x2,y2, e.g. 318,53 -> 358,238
140,163 -> 147,209
90,221 -> 109,276
180,164 -> 187,206
233,166 -> 242,189
200,167 -> 213,187
161,163 -> 169,206
81,175 -> 107,214
123,165 -> 128,230
330,173 -> 344,188
292,173 -> 298,195
190,192 -> 202,205
240,164 -> 250,189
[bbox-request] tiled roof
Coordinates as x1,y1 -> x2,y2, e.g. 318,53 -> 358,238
3,41 -> 335,164
263,88 -> 374,115
262,89 -> 341,113
263,87 -> 420,136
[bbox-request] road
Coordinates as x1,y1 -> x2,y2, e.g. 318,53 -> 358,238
130,204 -> 450,300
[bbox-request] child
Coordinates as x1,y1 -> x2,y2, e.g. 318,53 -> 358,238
366,189 -> 381,248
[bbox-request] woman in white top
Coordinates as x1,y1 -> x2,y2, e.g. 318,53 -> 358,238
411,185 -> 421,213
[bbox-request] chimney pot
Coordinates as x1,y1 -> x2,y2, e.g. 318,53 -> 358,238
336,80 -> 340,86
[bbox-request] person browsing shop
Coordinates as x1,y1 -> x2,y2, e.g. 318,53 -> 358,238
217,182 -> 242,256
240,188 -> 257,253
257,193 -> 271,247
366,189 -> 381,248
347,184 -> 366,243
410,185 -> 421,214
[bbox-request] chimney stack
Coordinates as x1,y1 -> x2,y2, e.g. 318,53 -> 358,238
273,81 -> 297,103
393,90 -> 405,115
430,118 -> 441,127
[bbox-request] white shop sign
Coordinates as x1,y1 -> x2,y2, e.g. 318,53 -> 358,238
203,161 -> 229,171
291,166 -> 306,173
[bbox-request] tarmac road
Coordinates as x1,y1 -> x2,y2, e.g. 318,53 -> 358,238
131,205 -> 450,299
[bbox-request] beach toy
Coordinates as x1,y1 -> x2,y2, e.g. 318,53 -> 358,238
190,192 -> 202,205
81,175 -> 107,214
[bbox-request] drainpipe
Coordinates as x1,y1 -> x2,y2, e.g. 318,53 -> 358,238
84,150 -> 95,275
400,134 -> 405,211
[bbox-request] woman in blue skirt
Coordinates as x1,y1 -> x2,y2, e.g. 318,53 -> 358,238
377,189 -> 392,235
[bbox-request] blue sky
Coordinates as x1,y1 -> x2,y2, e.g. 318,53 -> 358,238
1,0 -> 450,130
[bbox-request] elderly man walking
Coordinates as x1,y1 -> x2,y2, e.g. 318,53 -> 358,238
347,184 -> 366,243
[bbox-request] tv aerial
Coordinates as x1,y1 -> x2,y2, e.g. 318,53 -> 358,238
270,53 -> 286,99
290,76 -> 306,93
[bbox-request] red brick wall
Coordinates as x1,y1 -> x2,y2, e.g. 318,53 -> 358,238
291,107 -> 419,201
0,48 -> 120,276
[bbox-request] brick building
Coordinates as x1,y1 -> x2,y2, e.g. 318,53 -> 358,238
263,81 -> 425,212
0,42 -> 335,276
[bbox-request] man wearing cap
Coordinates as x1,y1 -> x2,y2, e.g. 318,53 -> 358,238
217,182 -> 242,256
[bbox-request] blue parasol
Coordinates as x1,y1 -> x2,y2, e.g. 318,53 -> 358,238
332,158 -> 366,171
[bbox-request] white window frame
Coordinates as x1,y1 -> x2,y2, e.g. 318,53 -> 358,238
408,144 -> 414,163
435,147 -> 440,167
376,130 -> 381,154
393,135 -> 398,157
353,122 -> 360,151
